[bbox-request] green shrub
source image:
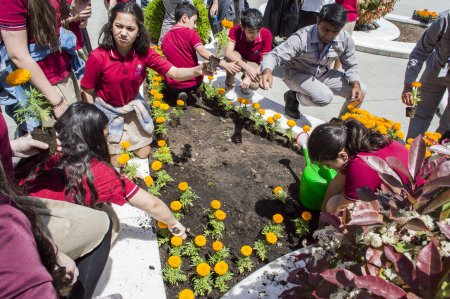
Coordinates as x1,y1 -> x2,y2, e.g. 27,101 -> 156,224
144,0 -> 211,44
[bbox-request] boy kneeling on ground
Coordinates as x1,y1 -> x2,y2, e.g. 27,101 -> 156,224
224,8 -> 272,100
161,2 -> 240,103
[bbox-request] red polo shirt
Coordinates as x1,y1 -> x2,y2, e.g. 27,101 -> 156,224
161,26 -> 203,90
229,25 -> 272,64
336,0 -> 358,22
22,156 -> 140,206
0,113 -> 13,179
67,0 -> 85,50
81,47 -> 173,107
0,0 -> 71,84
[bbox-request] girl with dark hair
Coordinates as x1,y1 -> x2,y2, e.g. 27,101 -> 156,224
21,102 -> 187,238
308,118 -> 409,212
81,2 -> 208,167
0,0 -> 90,132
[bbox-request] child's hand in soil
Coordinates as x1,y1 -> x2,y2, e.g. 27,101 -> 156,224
10,134 -> 49,158
240,76 -> 252,89
168,221 -> 187,239
244,65 -> 260,82
198,61 -> 213,77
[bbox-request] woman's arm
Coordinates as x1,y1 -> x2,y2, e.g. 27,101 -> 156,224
128,189 -> 186,237
321,172 -> 346,210
1,29 -> 68,117
81,88 -> 95,104
165,65 -> 205,82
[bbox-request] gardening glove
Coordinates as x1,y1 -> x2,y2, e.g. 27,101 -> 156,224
169,221 -> 187,239
10,133 -> 49,158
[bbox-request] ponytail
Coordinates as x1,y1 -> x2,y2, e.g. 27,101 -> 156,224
308,118 -> 391,162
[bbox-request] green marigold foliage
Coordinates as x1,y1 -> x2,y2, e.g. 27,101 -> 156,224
144,0 -> 211,44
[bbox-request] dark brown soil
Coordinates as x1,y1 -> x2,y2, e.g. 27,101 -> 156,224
31,127 -> 57,153
392,21 -> 426,43
154,101 -> 319,299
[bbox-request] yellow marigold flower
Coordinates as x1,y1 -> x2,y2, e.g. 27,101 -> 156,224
212,241 -> 223,252
383,122 -> 392,129
194,235 -> 207,247
406,138 -> 414,145
267,117 -> 275,125
265,232 -> 277,245
302,211 -> 312,221
377,126 -> 387,135
120,141 -> 131,149
272,214 -> 284,224
273,186 -> 283,195
156,117 -> 165,124
258,109 -> 266,115
157,221 -> 168,229
240,245 -> 253,257
157,140 -> 166,147
221,19 -> 233,29
6,69 -> 31,86
160,103 -> 170,111
347,105 -> 355,112
303,125 -> 311,132
154,93 -> 164,101
424,138 -> 432,146
287,120 -> 296,127
434,132 -> 442,139
178,182 -> 188,191
151,160 -> 163,171
117,153 -> 130,165
214,210 -> 226,221
207,75 -> 214,81
214,261 -> 229,275
392,122 -> 401,131
178,289 -> 194,299
237,97 -> 243,103
153,82 -> 160,87
161,147 -> 170,154
217,88 -> 225,95
242,98 -> 251,105
177,99 -> 185,106
425,150 -> 432,158
171,236 -> 183,247
273,113 -> 281,120
170,200 -> 182,211
144,176 -> 154,187
395,131 -> 405,139
168,255 -> 182,268
196,262 -> 211,277
425,131 -> 433,138
210,199 -> 221,210
252,103 -> 260,109
150,89 -> 159,96
153,100 -> 161,108
405,144 -> 411,150
411,81 -> 422,88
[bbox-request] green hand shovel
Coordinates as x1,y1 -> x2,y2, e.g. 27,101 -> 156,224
296,132 -> 337,210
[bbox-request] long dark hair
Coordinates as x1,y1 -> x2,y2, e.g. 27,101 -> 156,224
28,0 -> 69,48
308,118 -> 391,162
99,2 -> 150,55
0,163 -> 72,296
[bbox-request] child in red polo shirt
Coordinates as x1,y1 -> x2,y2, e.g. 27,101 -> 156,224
81,2 -> 207,167
224,8 -> 272,99
161,2 -> 240,101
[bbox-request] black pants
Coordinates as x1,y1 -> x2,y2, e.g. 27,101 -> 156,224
70,220 -> 112,299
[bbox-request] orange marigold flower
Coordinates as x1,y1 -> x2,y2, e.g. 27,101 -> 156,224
160,103 -> 170,111
237,97 -> 244,103
194,235 -> 207,247
178,182 -> 189,191
258,109 -> 265,115
242,98 -> 251,105
411,81 -> 422,88
170,200 -> 182,211
265,232 -> 277,245
6,69 -> 31,86
178,289 -> 194,299
177,99 -> 185,106
157,221 -> 168,229
406,138 -> 414,145
157,140 -> 166,147
153,100 -> 161,108
144,176 -> 154,187
214,210 -> 226,221
303,125 -> 311,132
287,120 -> 296,127
168,255 -> 182,268
117,153 -> 130,165
196,262 -> 211,277
272,214 -> 284,224
392,122 -> 401,131
210,199 -> 221,210
217,88 -> 225,95
425,150 -> 432,158
120,141 -> 131,149
212,241 -> 224,252
405,144 -> 411,150
170,236 -> 183,247
395,131 -> 405,139
240,245 -> 253,257
150,89 -> 159,96
151,160 -> 163,171
273,186 -> 283,195
434,132 -> 442,139
207,75 -> 214,81
214,261 -> 229,275
153,82 -> 160,87
252,103 -> 260,109
267,117 -> 275,125
301,211 -> 312,221
221,19 -> 233,29
273,113 -> 281,120
156,117 -> 165,124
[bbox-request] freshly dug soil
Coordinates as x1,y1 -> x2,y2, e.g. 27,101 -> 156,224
392,21 -> 426,43
31,127 -> 57,153
154,101 -> 318,299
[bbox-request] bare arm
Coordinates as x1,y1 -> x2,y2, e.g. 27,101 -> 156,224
1,29 -> 68,117
196,45 -> 240,74
166,65 -> 204,81
322,172 -> 346,210
81,88 -> 95,104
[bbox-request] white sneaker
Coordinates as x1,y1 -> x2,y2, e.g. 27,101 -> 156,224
241,88 -> 254,97
225,89 -> 237,100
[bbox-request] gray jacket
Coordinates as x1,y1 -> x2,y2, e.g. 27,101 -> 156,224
261,24 -> 360,82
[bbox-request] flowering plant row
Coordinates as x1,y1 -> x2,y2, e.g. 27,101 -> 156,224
357,0 -> 398,26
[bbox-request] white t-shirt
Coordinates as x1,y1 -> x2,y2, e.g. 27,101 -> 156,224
302,0 -> 335,13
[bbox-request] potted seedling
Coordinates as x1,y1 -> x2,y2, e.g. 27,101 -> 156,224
205,19 -> 233,73
406,81 -> 421,118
